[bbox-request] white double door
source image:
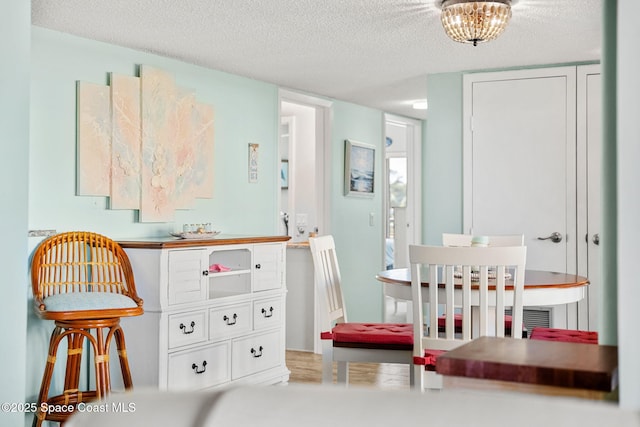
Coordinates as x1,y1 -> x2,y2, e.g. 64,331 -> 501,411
463,65 -> 601,330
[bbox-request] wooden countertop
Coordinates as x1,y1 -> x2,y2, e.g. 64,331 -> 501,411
287,241 -> 310,249
117,234 -> 290,249
436,336 -> 618,393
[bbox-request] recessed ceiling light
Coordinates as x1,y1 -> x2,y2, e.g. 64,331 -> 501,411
412,100 -> 428,110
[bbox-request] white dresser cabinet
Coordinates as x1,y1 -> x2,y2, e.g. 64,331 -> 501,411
117,235 -> 290,391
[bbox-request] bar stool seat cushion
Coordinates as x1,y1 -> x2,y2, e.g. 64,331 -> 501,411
43,293 -> 139,312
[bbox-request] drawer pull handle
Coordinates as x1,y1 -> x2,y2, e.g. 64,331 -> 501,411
192,361 -> 207,374
251,346 -> 264,358
202,270 -> 209,276
261,307 -> 274,318
223,313 -> 238,325
180,321 -> 196,334
255,263 -> 261,269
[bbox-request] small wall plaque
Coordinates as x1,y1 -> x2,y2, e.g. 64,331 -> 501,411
249,143 -> 259,183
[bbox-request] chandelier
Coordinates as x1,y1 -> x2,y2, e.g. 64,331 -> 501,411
440,0 -> 512,46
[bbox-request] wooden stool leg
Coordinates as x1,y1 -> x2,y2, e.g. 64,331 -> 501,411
62,332 -> 85,398
34,319 -> 134,426
93,327 -> 110,398
33,326 -> 64,427
113,324 -> 134,389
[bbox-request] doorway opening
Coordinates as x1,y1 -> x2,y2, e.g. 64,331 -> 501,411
279,90 -> 332,354
278,91 -> 331,241
383,114 -> 422,321
383,114 -> 422,269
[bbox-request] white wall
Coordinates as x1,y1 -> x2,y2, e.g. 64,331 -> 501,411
281,101 -> 317,242
386,122 -> 408,154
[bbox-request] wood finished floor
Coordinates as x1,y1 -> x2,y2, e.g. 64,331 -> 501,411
285,297 -> 411,390
285,350 -> 410,390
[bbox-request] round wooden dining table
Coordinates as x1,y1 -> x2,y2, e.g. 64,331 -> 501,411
376,268 -> 589,307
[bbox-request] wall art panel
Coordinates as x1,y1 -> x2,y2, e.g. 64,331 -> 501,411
110,73 -> 141,209
140,65 -> 179,222
77,81 -> 111,196
173,88 -> 197,210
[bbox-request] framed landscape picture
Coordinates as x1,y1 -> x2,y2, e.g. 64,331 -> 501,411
344,139 -> 375,197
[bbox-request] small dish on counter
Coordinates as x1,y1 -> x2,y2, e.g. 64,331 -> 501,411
169,231 -> 221,239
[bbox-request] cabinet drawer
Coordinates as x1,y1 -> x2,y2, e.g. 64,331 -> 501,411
253,297 -> 283,330
168,310 -> 208,349
232,330 -> 281,379
168,250 -> 206,305
167,342 -> 230,390
209,303 -> 252,340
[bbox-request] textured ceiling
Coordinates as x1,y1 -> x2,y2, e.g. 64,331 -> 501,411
31,0 -> 602,120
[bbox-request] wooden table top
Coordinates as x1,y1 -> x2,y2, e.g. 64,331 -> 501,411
435,336 -> 618,392
376,268 -> 589,291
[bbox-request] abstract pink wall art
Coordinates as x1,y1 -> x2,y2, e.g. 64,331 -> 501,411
76,65 -> 215,222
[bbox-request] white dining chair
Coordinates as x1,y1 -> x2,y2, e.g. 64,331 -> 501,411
441,233 -> 526,337
409,244 -> 527,390
309,235 -> 414,386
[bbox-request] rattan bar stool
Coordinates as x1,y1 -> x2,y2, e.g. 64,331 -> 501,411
30,231 -> 143,426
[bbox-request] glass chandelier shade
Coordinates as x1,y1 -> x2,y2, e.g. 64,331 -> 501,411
440,0 -> 512,46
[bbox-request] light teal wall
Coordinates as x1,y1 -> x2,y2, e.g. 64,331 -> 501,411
423,72 -> 464,245
0,2 -> 29,426
21,26 -> 389,417
27,29 -> 284,417
30,27 -> 279,239
330,102 -> 385,321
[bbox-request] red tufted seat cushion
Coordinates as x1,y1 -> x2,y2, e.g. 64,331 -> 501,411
438,314 -> 527,337
530,327 -> 598,344
438,313 -> 513,330
320,322 -> 413,350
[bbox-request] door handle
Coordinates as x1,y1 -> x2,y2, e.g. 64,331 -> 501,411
592,233 -> 600,245
537,232 -> 563,243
